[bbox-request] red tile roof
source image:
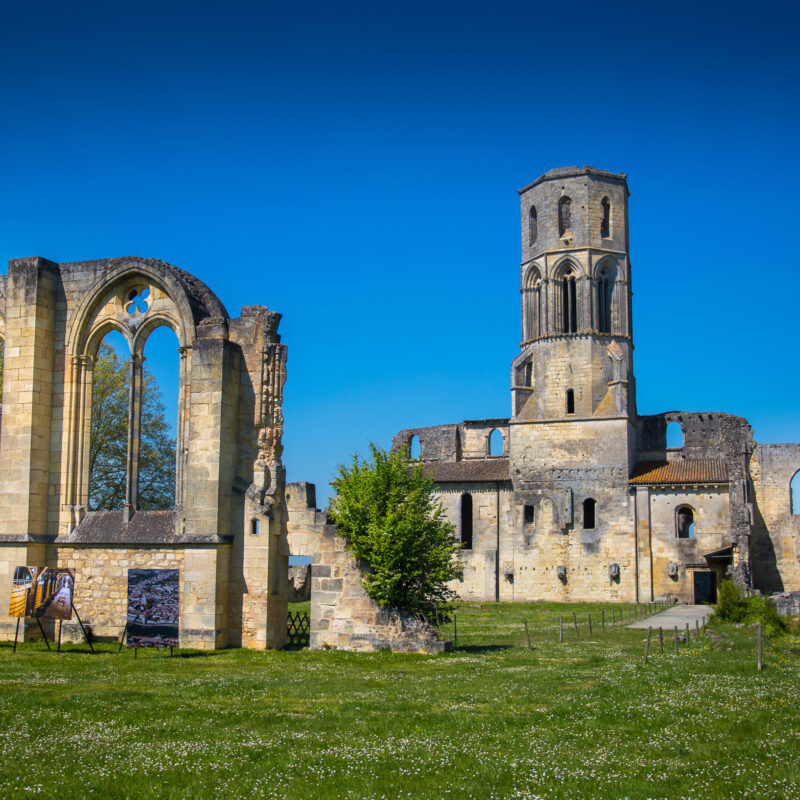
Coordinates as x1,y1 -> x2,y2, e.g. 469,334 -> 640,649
424,458 -> 510,483
629,460 -> 729,486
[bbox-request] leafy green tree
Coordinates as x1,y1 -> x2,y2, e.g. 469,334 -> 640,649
715,580 -> 748,622
329,443 -> 461,621
89,343 -> 176,511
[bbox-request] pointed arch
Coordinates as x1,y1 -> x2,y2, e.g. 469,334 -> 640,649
594,256 -> 620,335
62,260 -> 208,520
523,265 -> 543,340
554,260 -> 579,334
596,261 -> 616,334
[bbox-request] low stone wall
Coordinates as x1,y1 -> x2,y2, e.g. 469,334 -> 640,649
310,525 -> 448,653
771,591 -> 800,617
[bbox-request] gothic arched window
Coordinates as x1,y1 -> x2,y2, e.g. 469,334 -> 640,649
559,267 -> 578,333
524,267 -> 543,340
558,196 -> 572,236
529,205 -> 538,245
597,269 -> 612,334
601,196 -> 611,238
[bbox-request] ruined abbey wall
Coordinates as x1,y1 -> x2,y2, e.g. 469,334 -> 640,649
0,256 -> 288,649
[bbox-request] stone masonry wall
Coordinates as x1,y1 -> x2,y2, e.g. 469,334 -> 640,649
310,525 -> 447,653
750,444 -> 800,593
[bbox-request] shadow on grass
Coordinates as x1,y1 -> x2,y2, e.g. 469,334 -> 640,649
452,644 -> 514,653
171,650 -> 223,659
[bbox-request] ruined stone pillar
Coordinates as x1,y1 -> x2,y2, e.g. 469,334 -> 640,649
124,352 -> 144,522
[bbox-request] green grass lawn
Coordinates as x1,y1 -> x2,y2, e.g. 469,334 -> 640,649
1,602 -> 798,799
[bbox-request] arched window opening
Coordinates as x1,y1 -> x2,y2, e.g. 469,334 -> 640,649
89,330 -> 131,511
560,268 -> 578,333
460,493 -> 473,549
139,326 -> 179,510
597,270 -> 612,334
529,205 -> 538,245
791,471 -> 800,515
558,196 -> 572,236
409,435 -> 421,460
566,389 -> 575,415
489,429 -> 504,456
666,421 -> 684,449
524,268 -> 542,340
583,498 -> 596,529
600,196 -> 611,238
677,506 -> 695,538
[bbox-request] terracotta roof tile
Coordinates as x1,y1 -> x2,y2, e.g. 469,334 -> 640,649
424,458 -> 510,483
629,460 -> 729,486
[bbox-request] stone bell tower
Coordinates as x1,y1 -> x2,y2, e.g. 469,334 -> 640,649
508,166 -> 637,531
511,166 -> 634,423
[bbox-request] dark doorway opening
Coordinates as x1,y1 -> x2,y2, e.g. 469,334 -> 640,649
693,571 -> 717,604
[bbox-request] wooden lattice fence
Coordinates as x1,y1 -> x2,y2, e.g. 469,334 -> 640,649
286,611 -> 310,648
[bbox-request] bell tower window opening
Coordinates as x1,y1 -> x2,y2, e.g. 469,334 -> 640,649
676,506 -> 695,538
597,271 -> 612,334
529,205 -> 538,245
566,389 -> 575,415
523,361 -> 533,387
409,435 -> 421,459
523,504 -> 535,525
460,493 -> 473,549
524,268 -> 542,340
600,196 -> 611,238
558,196 -> 572,236
583,498 -> 596,529
560,269 -> 577,333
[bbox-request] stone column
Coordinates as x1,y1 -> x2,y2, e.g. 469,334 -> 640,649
124,353 -> 144,522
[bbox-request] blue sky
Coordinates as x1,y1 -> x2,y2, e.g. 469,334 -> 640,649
2,0 -> 799,505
